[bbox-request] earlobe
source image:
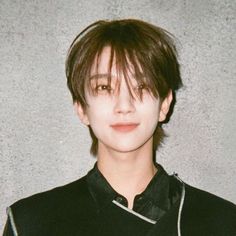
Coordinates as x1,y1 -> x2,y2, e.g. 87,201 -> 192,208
74,102 -> 90,125
159,90 -> 173,122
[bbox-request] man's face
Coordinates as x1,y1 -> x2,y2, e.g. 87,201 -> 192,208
75,47 -> 171,154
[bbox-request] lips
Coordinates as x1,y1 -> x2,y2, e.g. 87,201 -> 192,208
110,123 -> 139,132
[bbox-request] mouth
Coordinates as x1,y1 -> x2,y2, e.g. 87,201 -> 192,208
110,123 -> 139,132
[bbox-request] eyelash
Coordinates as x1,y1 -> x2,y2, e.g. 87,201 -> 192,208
95,84 -> 113,92
93,83 -> 149,94
137,83 -> 148,90
134,83 -> 150,94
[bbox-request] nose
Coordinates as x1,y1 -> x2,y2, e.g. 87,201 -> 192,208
114,81 -> 136,114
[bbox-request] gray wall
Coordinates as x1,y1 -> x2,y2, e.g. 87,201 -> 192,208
0,0 -> 235,232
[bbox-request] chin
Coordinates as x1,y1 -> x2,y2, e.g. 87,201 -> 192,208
98,135 -> 153,154
110,141 -> 150,153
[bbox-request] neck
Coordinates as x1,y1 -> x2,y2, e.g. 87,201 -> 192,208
97,138 -> 157,209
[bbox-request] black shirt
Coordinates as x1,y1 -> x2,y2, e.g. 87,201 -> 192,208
87,163 -> 181,223
3,163 -> 236,236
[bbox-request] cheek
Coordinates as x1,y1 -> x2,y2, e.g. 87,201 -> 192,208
141,99 -> 161,119
142,102 -> 160,129
86,101 -> 111,126
143,105 -> 160,137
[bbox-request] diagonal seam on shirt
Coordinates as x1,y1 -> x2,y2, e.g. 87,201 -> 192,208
112,200 -> 157,224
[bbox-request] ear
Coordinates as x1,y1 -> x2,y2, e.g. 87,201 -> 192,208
159,90 -> 173,122
74,102 -> 90,125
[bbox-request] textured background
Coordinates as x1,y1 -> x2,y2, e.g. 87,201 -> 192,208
0,0 -> 235,232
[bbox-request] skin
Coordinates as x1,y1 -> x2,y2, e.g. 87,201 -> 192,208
75,47 -> 172,208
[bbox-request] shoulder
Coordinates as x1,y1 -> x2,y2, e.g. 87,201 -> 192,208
8,175 -> 96,234
184,183 -> 236,216
182,183 -> 236,235
11,175 -> 90,211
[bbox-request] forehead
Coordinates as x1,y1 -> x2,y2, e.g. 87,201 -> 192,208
90,46 -> 111,71
90,46 -> 138,78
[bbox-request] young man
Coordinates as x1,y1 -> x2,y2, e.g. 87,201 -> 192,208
3,19 -> 236,236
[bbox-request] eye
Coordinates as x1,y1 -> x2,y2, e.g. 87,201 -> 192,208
136,83 -> 149,91
96,84 -> 111,90
132,83 -> 151,99
95,84 -> 113,94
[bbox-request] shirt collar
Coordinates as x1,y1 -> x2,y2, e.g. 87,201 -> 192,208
86,162 -> 180,220
86,162 -> 117,211
133,163 -> 171,211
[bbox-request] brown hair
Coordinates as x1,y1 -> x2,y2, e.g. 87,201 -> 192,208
66,19 -> 182,156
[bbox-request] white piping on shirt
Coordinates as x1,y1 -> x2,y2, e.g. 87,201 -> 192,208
112,200 -> 157,224
173,173 -> 186,236
113,174 -> 186,236
7,207 -> 18,236
6,175 -> 185,236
